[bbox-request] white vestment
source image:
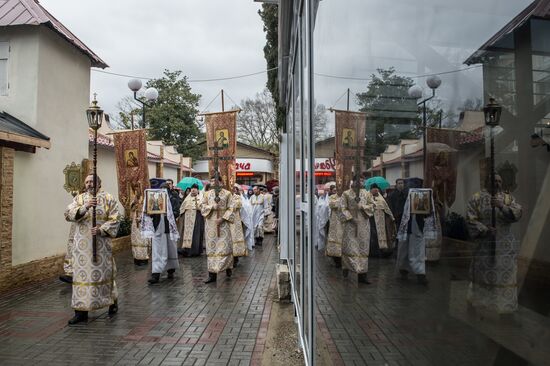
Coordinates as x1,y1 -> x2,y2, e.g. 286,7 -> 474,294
250,194 -> 267,239
316,195 -> 330,251
141,192 -> 180,274
240,193 -> 255,250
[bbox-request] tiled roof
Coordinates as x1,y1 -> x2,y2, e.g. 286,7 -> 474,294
465,0 -> 550,65
0,110 -> 51,150
0,0 -> 107,68
458,127 -> 484,145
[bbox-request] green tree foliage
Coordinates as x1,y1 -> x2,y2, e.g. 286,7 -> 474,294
259,4 -> 285,130
117,70 -> 203,159
356,67 -> 419,163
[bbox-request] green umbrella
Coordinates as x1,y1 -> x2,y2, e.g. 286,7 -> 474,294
177,177 -> 204,191
364,176 -> 390,191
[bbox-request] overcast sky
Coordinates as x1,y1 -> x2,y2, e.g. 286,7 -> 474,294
314,0 -> 532,118
40,0 -> 268,117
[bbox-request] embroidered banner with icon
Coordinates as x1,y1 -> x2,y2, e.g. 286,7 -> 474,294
112,129 -> 149,211
205,110 -> 238,190
334,110 -> 367,193
426,127 -> 461,207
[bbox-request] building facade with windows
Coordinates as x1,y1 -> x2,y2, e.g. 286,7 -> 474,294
276,0 -> 550,365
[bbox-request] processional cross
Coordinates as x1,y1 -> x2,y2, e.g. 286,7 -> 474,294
343,143 -> 364,237
205,141 -> 235,236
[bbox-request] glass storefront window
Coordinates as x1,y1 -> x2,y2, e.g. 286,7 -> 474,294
280,0 -> 550,365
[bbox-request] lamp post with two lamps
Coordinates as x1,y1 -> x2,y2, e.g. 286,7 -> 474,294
85,93 -> 104,263
407,75 -> 442,186
127,79 -> 159,129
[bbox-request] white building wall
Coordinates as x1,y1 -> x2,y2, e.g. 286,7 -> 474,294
409,160 -> 424,179
11,27 -> 92,265
384,165 -> 401,186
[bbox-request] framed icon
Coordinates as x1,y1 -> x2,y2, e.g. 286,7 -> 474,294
410,189 -> 432,215
342,128 -> 355,147
145,189 -> 167,215
215,129 -> 230,148
125,149 -> 139,168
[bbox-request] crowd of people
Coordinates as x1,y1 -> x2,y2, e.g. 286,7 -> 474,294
316,174 -> 523,318
60,171 -> 522,325
61,174 -> 278,325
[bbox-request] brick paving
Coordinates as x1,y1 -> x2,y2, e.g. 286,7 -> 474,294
0,235 -> 277,366
315,252 -> 539,366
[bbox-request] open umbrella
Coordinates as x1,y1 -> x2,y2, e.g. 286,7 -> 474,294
364,176 -> 390,191
323,181 -> 336,190
177,177 -> 204,191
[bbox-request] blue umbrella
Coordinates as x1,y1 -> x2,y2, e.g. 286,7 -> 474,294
364,176 -> 390,191
177,177 -> 204,191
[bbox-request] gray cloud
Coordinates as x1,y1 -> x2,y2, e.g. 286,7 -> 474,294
40,0 -> 268,117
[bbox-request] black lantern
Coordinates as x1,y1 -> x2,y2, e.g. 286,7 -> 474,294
86,94 -> 104,130
85,93 -> 103,263
483,98 -> 502,127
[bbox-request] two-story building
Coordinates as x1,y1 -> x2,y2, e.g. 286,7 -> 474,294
0,0 -> 107,291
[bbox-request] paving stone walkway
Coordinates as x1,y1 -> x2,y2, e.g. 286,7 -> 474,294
0,235 -> 277,366
315,252 -> 547,366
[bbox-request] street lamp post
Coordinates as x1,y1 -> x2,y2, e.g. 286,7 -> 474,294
408,75 -> 442,186
127,79 -> 159,129
483,98 -> 502,259
86,93 -> 104,263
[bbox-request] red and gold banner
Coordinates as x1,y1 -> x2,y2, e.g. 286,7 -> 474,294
205,110 -> 238,190
334,110 -> 367,193
112,129 -> 149,211
426,127 -> 461,207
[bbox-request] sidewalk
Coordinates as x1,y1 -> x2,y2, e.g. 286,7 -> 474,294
0,236 -> 278,366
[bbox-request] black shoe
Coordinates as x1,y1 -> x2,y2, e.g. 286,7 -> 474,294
226,268 -> 232,278
333,257 -> 342,268
167,269 -> 175,279
416,274 -> 428,285
59,275 -> 73,284
342,269 -> 349,278
233,257 -> 239,267
140,259 -> 149,266
134,258 -> 140,265
68,310 -> 88,325
148,273 -> 160,284
204,272 -> 217,284
399,269 -> 409,280
358,273 -> 371,284
108,301 -> 118,316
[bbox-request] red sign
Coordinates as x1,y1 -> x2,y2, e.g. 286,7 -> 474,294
314,158 -> 336,171
236,172 -> 255,177
315,172 -> 334,177
236,162 -> 252,171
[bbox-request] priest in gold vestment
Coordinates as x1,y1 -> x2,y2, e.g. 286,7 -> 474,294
201,176 -> 234,283
228,185 -> 248,265
64,175 -> 120,325
326,187 -> 344,268
341,177 -> 374,284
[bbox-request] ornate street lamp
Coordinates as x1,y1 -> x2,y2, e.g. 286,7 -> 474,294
483,97 -> 502,259
86,93 -> 104,263
127,78 -> 159,129
408,75 -> 442,186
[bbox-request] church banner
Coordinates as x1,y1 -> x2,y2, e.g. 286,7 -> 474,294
334,110 -> 367,194
426,127 -> 460,207
205,110 -> 238,190
112,129 -> 149,211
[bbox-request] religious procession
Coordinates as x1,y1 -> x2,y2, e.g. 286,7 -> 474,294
58,107 -> 279,324
2,0 -> 550,365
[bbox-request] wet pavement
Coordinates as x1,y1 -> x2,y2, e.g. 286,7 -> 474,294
0,236 -> 277,366
315,252 -> 550,366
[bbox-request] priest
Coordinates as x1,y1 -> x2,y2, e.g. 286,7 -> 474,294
64,174 -> 120,325
201,175 -> 234,283
178,184 -> 204,257
341,175 -> 373,284
228,184 -> 248,266
141,183 -> 180,284
130,191 -> 151,266
326,185 -> 344,268
250,185 -> 267,246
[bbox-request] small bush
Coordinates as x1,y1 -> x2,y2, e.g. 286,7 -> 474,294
443,212 -> 469,241
116,216 -> 132,238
